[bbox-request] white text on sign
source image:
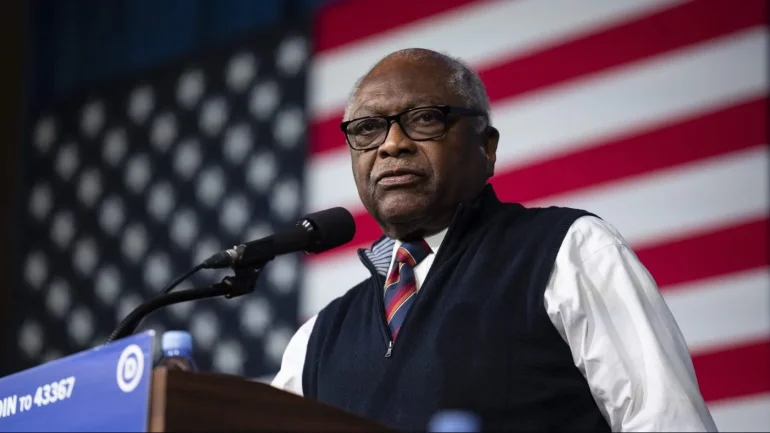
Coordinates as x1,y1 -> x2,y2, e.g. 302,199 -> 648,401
0,376 -> 76,418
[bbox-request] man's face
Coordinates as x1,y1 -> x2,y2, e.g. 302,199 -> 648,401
346,57 -> 498,238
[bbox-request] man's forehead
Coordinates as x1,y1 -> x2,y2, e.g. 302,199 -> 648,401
353,88 -> 446,113
349,70 -> 458,116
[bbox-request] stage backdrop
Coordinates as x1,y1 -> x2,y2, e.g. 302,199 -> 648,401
15,19 -> 309,378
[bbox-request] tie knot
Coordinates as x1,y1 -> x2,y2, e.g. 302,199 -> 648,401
395,239 -> 432,267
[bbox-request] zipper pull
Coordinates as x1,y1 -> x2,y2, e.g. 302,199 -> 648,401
385,341 -> 393,358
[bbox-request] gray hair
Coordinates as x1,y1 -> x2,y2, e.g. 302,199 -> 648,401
343,49 -> 492,132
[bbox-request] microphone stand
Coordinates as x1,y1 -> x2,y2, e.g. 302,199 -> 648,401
105,266 -> 262,344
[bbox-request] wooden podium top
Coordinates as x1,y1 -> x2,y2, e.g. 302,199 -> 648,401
149,367 -> 393,432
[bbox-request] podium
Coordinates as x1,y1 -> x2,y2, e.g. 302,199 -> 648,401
0,331 -> 390,432
149,368 -> 390,431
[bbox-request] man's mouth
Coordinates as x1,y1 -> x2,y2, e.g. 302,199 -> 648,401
374,168 -> 425,187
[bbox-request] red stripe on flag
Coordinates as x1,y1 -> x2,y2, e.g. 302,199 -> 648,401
312,101 -> 766,260
694,339 -> 770,403
309,0 -> 766,155
479,0 -> 766,102
490,98 -> 767,203
639,217 -> 769,289
314,0 -> 477,53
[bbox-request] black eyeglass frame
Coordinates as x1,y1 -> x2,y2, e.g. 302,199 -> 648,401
339,105 -> 487,151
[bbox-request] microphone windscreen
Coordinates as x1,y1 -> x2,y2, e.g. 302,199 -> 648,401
303,207 -> 356,253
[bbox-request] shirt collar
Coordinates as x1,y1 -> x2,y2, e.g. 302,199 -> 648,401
393,228 -> 448,257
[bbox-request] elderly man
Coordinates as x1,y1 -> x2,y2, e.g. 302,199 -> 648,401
272,48 -> 717,432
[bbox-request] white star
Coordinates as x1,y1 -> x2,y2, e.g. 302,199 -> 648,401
121,223 -> 149,264
55,143 -> 80,181
81,100 -> 105,138
73,237 -> 99,276
223,123 -> 253,164
77,168 -> 103,208
240,297 -> 272,338
265,325 -> 294,367
276,35 -> 308,76
173,138 -> 202,180
124,154 -> 152,194
50,210 -> 75,250
273,106 -> 304,149
267,254 -> 298,294
95,265 -> 122,305
144,251 -> 171,289
29,183 -> 52,221
249,80 -> 280,120
103,127 -> 128,166
128,85 -> 155,124
19,319 -> 44,358
190,309 -> 219,351
196,166 -> 226,208
226,52 -> 258,92
247,151 -> 277,192
46,279 -> 71,319
270,178 -> 301,222
177,69 -> 206,109
199,96 -> 229,136
147,181 -> 176,221
220,194 -> 250,235
24,251 -> 48,289
213,340 -> 245,375
68,307 -> 95,346
170,208 -> 198,249
151,112 -> 178,152
34,116 -> 56,154
99,195 -> 125,236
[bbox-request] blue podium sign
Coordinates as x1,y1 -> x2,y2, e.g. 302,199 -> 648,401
0,331 -> 155,432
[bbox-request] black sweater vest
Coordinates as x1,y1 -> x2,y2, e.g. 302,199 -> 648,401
302,187 -> 610,432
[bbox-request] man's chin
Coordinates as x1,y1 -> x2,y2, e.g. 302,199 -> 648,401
374,193 -> 429,225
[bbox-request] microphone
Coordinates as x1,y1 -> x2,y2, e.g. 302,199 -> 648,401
105,207 -> 356,344
200,207 -> 356,269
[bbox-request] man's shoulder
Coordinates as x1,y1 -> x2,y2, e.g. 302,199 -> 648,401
501,203 -> 625,243
494,202 -> 627,252
556,213 -> 631,264
494,202 -> 596,230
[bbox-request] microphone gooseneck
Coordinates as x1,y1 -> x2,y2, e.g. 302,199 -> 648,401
106,267 -> 262,344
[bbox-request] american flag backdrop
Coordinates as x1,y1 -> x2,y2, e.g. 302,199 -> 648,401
299,0 -> 768,431
10,0 -> 769,431
16,21 -> 310,378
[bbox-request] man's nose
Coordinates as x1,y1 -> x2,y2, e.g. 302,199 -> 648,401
378,122 -> 417,157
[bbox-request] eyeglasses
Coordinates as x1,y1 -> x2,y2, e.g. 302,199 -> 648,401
340,105 -> 487,151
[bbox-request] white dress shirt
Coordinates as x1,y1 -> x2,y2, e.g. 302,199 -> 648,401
271,215 -> 717,432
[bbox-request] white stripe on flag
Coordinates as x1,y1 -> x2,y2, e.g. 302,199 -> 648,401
663,268 -> 770,354
528,145 -> 769,246
709,393 -> 770,432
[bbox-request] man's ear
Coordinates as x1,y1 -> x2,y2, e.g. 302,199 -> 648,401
482,126 -> 499,178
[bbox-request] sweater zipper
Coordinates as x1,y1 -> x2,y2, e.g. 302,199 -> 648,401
357,203 -> 468,359
385,203 -> 469,353
357,249 -> 395,357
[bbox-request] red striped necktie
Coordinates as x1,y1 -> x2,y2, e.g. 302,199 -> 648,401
384,239 -> 433,340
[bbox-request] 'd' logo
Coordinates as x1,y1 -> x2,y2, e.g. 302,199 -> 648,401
116,344 -> 144,393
